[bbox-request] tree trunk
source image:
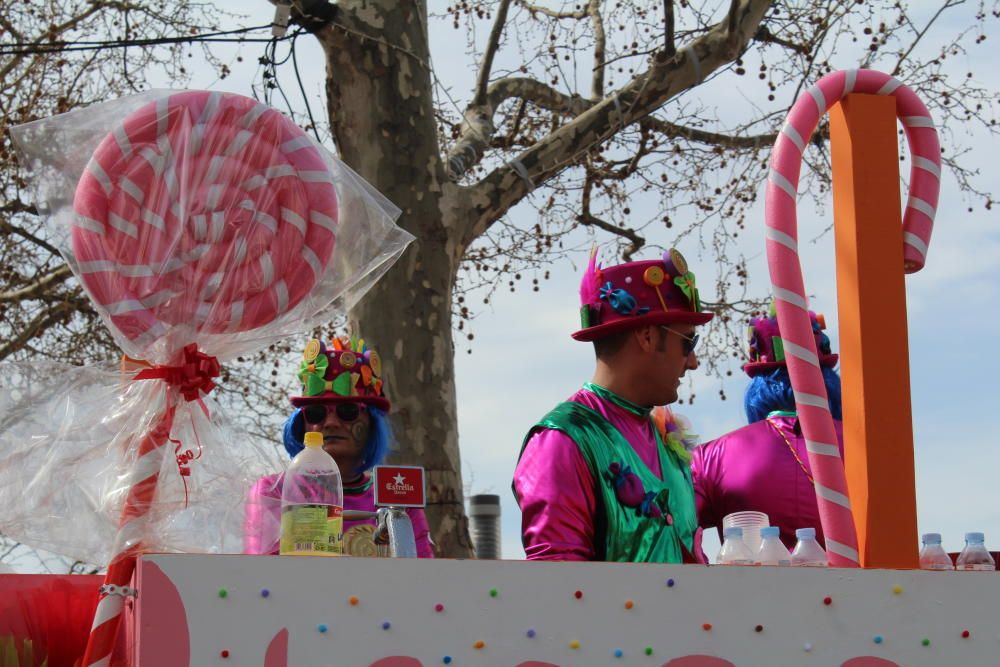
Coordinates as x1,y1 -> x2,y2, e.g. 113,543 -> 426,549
314,0 -> 473,557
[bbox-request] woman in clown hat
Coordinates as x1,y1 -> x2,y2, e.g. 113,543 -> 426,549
690,304 -> 843,551
244,336 -> 434,558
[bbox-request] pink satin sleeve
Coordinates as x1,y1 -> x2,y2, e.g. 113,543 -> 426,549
243,473 -> 282,555
513,428 -> 597,561
405,507 -> 435,558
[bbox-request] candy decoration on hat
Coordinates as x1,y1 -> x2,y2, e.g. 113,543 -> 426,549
572,247 -> 713,341
291,336 -> 390,411
79,91 -> 343,667
764,69 -> 940,568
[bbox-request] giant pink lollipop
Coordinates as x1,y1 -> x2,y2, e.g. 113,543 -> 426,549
765,69 -> 940,567
75,91 -> 339,666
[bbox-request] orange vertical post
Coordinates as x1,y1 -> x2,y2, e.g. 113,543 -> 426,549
830,94 -> 919,569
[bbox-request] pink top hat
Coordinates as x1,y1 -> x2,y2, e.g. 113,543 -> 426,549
571,248 -> 714,342
742,304 -> 838,377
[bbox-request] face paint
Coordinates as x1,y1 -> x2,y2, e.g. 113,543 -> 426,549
350,420 -> 369,446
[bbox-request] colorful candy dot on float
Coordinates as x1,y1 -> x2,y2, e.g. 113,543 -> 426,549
764,69 -> 940,567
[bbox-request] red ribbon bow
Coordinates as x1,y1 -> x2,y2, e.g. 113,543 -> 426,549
134,344 -> 221,402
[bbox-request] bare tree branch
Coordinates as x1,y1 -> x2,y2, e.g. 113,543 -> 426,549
473,0 -> 512,106
663,0 -> 676,57
514,0 -> 587,20
589,0 -> 606,98
754,25 -> 811,56
0,301 -> 75,362
0,265 -> 72,303
0,218 -> 61,257
463,0 -> 772,245
640,117 -> 776,149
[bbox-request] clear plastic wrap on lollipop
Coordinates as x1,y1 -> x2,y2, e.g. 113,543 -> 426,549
1,90 -> 414,564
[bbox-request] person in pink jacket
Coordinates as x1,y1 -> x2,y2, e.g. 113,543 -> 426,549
514,248 -> 713,563
691,305 -> 843,550
244,336 -> 434,558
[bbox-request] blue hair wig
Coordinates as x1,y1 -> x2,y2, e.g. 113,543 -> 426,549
282,406 -> 392,475
744,366 -> 842,424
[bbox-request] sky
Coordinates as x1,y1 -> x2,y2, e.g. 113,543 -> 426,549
6,1 -> 997,570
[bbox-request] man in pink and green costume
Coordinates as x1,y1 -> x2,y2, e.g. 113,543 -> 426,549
513,248 -> 713,562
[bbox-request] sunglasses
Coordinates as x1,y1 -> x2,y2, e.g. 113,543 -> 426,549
302,402 -> 365,424
660,326 -> 700,356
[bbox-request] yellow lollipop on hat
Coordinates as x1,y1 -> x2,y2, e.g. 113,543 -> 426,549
643,266 -> 669,312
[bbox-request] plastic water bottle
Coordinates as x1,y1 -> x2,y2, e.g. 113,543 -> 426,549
755,526 -> 792,566
717,526 -> 754,565
919,533 -> 954,571
790,527 -> 828,567
280,431 -> 344,556
956,532 -> 995,571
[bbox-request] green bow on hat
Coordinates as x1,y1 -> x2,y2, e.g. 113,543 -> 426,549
673,271 -> 701,312
299,354 -> 330,396
300,356 -> 358,398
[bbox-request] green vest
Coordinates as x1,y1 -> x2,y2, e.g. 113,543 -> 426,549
517,397 -> 697,563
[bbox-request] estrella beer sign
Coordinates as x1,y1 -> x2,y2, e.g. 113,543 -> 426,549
373,465 -> 426,507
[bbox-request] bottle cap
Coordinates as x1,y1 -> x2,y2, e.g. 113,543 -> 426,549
760,526 -> 779,538
922,532 -> 942,545
723,526 -> 743,539
965,532 -> 985,544
795,527 -> 816,540
304,431 -> 323,448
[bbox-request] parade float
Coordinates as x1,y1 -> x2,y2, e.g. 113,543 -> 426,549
1,70 -> 996,666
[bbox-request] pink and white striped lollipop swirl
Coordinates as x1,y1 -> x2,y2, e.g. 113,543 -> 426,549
765,69 -> 941,567
72,90 -> 338,352
74,91 -> 339,666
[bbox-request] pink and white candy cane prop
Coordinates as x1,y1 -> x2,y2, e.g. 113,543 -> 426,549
765,69 -> 940,567
75,91 -> 340,666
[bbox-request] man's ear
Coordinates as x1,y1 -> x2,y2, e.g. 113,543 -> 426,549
633,325 -> 657,353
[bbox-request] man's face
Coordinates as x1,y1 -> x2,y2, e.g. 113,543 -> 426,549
302,402 -> 371,472
649,324 -> 699,405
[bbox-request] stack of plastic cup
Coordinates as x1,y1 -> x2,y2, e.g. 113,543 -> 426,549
722,511 -> 769,555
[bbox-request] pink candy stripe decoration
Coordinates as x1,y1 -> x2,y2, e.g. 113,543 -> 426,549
764,69 -> 940,567
75,91 -> 339,667
72,91 -> 338,343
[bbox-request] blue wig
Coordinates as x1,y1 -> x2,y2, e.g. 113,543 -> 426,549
282,406 -> 392,475
744,366 -> 842,424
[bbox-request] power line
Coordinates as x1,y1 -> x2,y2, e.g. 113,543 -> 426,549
0,25 -> 277,56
